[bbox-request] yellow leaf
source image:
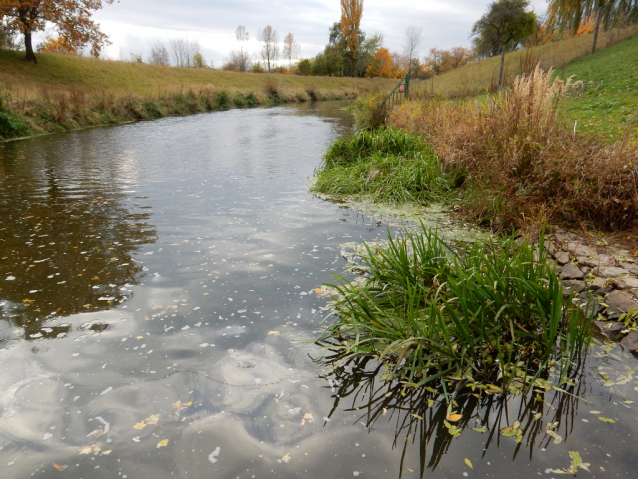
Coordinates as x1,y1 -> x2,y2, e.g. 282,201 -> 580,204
465,458 -> 473,469
78,446 -> 93,455
133,422 -> 146,430
145,414 -> 160,425
53,463 -> 69,471
172,400 -> 182,411
132,437 -> 140,443
598,417 -> 616,423
446,414 -> 462,422
281,453 -> 291,463
268,331 -> 281,336
547,430 -> 563,444
136,336 -> 144,340
589,410 -> 602,414
101,450 -> 112,456
157,439 -> 169,448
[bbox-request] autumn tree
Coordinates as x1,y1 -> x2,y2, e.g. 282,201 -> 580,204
37,35 -> 77,54
403,26 -> 422,76
0,0 -> 115,63
471,0 -> 537,89
340,0 -> 363,76
258,25 -> 279,70
367,47 -> 392,77
282,32 -> 300,65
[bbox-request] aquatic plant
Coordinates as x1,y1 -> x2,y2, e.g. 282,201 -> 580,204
318,225 -> 592,393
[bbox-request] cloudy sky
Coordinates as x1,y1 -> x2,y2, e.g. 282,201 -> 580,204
86,0 -> 550,66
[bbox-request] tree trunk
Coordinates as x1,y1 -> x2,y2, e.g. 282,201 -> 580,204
498,46 -> 506,90
591,8 -> 603,54
24,30 -> 37,64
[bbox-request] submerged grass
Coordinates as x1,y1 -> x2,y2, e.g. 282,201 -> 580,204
318,225 -> 592,393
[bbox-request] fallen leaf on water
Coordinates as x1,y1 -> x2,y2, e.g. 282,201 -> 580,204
101,450 -> 112,456
313,288 -> 326,294
86,428 -> 104,438
599,417 -> 616,423
157,439 -> 169,448
472,427 -> 488,433
78,446 -> 93,455
382,408 -> 387,415
281,453 -> 291,463
136,336 -> 144,340
172,400 -> 193,413
465,458 -> 473,469
101,363 -> 107,369
303,413 -> 314,423
132,437 -> 140,443
145,414 -> 161,425
133,422 -> 146,431
589,410 -> 602,415
547,430 -> 563,444
268,331 -> 280,336
53,463 -> 69,471
447,414 -> 462,422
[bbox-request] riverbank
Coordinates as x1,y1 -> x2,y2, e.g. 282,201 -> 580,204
0,49 -> 398,140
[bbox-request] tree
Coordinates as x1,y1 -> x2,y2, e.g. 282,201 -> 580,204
37,35 -> 77,55
367,47 -> 393,77
0,23 -> 18,49
226,48 -> 251,72
297,58 -> 312,75
471,0 -> 537,89
340,0 -> 364,76
258,25 -> 279,70
149,42 -> 170,66
548,0 -> 638,54
169,37 -> 200,68
235,25 -> 249,42
0,0 -> 115,64
282,32 -> 300,65
403,26 -> 422,76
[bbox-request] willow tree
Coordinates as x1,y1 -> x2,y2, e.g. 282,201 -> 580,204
340,0 -> 363,76
0,0 -> 115,63
549,0 -> 638,53
472,0 -> 537,89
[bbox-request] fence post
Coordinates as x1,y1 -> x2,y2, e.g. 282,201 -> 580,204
405,73 -> 410,100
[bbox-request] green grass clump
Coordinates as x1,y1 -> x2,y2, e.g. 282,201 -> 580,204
319,225 -> 591,391
312,128 -> 460,204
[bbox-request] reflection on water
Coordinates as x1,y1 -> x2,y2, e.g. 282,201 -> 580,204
318,353 -> 585,478
0,102 -> 636,478
0,167 -> 156,338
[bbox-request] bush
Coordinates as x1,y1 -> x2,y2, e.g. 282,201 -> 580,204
297,59 -> 313,76
215,90 -> 232,110
0,107 -> 29,139
351,92 -> 388,130
245,92 -> 259,107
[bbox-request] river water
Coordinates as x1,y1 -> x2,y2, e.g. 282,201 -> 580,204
0,102 -> 636,479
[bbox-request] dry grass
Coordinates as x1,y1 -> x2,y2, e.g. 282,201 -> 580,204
390,66 -> 638,231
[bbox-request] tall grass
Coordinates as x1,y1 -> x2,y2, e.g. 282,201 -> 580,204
319,225 -> 591,391
390,65 -> 638,231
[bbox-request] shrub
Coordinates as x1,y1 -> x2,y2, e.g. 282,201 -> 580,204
245,92 -> 259,107
0,104 -> 29,139
351,92 -> 388,130
215,90 -> 233,110
233,92 -> 247,107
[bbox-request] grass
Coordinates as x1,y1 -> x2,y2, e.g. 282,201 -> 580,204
414,24 -> 638,99
0,49 -> 398,139
312,128 -> 460,204
318,225 -> 591,392
560,33 -> 638,144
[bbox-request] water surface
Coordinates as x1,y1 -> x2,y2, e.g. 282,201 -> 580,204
0,103 -> 636,479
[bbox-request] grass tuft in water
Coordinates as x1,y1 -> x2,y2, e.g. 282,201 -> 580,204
318,225 -> 592,393
312,128 -> 462,204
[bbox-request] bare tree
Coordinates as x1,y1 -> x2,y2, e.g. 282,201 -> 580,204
282,32 -> 301,65
169,37 -> 201,67
149,41 -> 170,66
227,48 -> 251,72
258,25 -> 279,70
236,25 -> 249,42
403,26 -> 423,76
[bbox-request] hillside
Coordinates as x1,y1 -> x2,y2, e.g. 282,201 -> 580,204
414,25 -> 638,99
561,33 -> 638,143
0,50 -> 396,99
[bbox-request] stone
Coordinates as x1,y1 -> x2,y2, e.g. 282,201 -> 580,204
580,299 -> 604,318
593,266 -> 630,278
594,287 -> 614,297
565,242 -> 595,257
555,251 -> 571,265
629,289 -> 638,300
605,290 -> 638,313
620,330 -> 638,352
588,277 -> 607,290
577,254 -> 615,268
580,266 -> 592,275
606,307 -> 624,320
559,263 -> 585,280
620,262 -> 638,274
612,277 -> 638,291
563,280 -> 587,298
594,321 -> 626,340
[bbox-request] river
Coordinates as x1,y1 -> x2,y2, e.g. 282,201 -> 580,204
0,102 -> 636,479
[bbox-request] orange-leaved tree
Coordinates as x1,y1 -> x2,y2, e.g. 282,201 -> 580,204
38,35 -> 78,54
367,47 -> 392,77
0,0 -> 115,64
340,0 -> 363,76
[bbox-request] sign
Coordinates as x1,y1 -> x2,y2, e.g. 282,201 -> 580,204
398,84 -> 405,94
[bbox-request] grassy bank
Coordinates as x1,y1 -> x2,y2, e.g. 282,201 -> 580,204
0,49 -> 398,140
415,25 -> 638,98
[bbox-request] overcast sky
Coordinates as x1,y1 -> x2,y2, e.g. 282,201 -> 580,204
84,0 -> 550,66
